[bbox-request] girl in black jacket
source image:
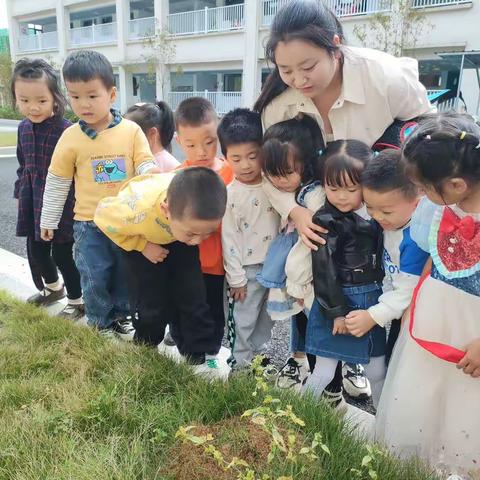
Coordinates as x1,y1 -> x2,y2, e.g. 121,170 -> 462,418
302,140 -> 387,407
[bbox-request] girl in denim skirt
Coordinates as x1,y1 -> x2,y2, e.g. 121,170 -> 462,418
299,140 -> 386,405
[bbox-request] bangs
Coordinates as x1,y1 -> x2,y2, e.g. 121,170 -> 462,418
261,139 -> 295,177
323,155 -> 362,187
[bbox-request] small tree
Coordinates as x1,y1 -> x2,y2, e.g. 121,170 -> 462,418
141,22 -> 179,100
0,51 -> 14,107
353,0 -> 433,57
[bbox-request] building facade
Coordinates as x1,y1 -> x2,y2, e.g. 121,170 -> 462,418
6,0 -> 480,115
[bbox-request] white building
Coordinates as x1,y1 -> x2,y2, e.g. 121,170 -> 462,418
6,0 -> 480,115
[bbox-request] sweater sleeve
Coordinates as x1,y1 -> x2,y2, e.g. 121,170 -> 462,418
13,140 -> 24,199
40,172 -> 73,230
262,180 -> 298,222
132,126 -> 156,175
94,196 -> 149,252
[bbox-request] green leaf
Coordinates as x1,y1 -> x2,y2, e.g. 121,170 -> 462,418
362,455 -> 373,466
321,444 -> 331,455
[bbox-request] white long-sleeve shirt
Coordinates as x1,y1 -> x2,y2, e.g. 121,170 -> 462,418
222,179 -> 280,288
367,223 -> 429,327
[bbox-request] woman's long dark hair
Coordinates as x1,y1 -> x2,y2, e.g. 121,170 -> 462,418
254,0 -> 344,114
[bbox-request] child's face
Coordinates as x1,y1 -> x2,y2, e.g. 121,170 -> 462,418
15,77 -> 54,123
363,187 -> 420,231
164,208 -> 221,246
225,142 -> 262,185
266,153 -> 302,193
176,120 -> 218,168
325,177 -> 363,213
65,78 -> 116,130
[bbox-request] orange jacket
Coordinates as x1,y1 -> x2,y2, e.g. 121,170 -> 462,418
177,159 -> 234,275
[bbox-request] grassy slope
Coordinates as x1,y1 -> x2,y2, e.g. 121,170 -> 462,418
0,132 -> 17,147
0,292 -> 438,480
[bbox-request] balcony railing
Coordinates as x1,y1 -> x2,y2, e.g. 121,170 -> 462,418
412,0 -> 471,7
69,22 -> 117,47
18,31 -> 58,52
168,4 -> 244,36
167,91 -> 242,114
128,16 -> 156,40
262,0 -> 391,24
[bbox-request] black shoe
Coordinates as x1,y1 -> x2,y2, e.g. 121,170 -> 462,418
27,286 -> 65,307
111,316 -> 135,341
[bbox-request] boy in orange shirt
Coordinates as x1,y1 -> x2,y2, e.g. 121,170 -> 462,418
174,97 -> 233,347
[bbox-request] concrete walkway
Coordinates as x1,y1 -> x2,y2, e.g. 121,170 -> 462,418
0,246 -> 375,438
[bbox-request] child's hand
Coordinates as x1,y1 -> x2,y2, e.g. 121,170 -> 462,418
142,242 -> 169,264
289,206 -> 328,251
345,310 -> 377,337
457,338 -> 480,378
40,228 -> 54,241
332,316 -> 348,335
230,286 -> 247,302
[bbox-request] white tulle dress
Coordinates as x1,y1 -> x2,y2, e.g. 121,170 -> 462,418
375,199 -> 480,479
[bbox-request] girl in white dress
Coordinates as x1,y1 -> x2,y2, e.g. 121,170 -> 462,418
375,113 -> 480,479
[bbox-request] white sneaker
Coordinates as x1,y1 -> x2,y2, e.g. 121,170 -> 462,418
276,356 -> 310,392
157,341 -> 184,363
342,363 -> 371,398
192,356 -> 230,382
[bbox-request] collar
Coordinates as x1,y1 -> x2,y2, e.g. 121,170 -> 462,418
79,109 -> 122,139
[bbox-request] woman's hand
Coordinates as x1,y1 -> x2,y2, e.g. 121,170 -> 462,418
289,206 -> 328,251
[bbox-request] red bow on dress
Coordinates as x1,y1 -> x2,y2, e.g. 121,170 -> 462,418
440,208 -> 476,241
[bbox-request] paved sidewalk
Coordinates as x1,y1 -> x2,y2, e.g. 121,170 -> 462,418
0,246 -> 375,438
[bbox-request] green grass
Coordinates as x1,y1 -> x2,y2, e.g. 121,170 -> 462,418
0,291 -> 439,480
0,132 -> 17,147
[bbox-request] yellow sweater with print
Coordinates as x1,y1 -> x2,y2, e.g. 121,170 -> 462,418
48,119 -> 153,221
94,173 -> 176,252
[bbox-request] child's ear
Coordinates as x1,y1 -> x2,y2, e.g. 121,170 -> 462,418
448,177 -> 469,195
110,86 -> 117,104
160,201 -> 170,219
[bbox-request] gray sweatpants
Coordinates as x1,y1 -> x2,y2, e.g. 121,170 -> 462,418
227,264 -> 275,368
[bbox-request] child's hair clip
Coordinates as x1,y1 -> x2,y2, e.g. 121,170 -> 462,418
318,149 -> 324,156
460,131 -> 467,140
373,151 -> 380,157
475,140 -> 480,149
425,134 -> 431,140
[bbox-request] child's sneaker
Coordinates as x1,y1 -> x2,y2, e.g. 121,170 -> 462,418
111,316 -> 135,341
276,356 -> 310,391
27,286 -> 65,306
342,363 -> 371,398
57,303 -> 85,321
192,356 -> 230,382
157,341 -> 183,363
321,388 -> 348,412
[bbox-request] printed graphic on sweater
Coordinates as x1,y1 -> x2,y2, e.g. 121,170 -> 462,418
92,157 -> 127,184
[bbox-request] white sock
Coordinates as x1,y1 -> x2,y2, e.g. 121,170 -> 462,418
302,356 -> 338,399
364,355 -> 386,408
67,297 -> 84,305
45,280 -> 63,292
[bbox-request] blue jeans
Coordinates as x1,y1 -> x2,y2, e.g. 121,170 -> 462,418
73,221 -> 129,329
305,282 -> 386,364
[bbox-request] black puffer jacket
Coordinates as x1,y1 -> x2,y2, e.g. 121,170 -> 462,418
312,201 -> 384,320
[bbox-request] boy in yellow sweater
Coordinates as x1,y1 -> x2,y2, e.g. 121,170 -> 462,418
40,51 -> 157,336
94,168 -> 229,380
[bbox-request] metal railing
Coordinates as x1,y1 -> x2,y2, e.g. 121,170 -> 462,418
168,4 -> 245,36
18,31 -> 58,52
412,0 -> 471,7
69,22 -> 117,47
167,91 -> 242,114
128,16 -> 156,40
262,0 -> 392,24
